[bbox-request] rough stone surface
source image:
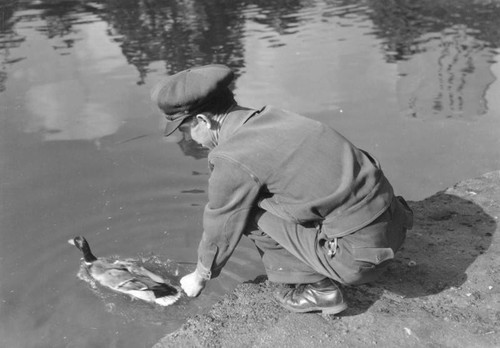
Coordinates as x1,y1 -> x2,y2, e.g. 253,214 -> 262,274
154,171 -> 500,348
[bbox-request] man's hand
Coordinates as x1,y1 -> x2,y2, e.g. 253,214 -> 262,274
180,270 -> 208,297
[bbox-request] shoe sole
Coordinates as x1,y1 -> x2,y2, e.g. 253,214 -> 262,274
281,301 -> 348,315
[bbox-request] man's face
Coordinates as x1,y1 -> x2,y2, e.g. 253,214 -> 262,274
180,115 -> 216,150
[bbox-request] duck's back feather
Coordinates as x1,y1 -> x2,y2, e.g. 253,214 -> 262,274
69,236 -> 181,306
84,258 -> 181,306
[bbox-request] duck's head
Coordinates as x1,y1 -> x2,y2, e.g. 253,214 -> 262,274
68,236 -> 97,263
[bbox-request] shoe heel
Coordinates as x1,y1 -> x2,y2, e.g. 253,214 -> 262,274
321,302 -> 347,315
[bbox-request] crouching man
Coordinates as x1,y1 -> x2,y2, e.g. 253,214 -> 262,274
151,64 -> 413,314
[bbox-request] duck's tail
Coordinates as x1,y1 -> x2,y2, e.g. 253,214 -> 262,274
151,283 -> 179,298
151,283 -> 182,306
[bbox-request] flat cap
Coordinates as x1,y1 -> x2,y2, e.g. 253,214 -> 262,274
151,64 -> 235,136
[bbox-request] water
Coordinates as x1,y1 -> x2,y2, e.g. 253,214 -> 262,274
1,0 -> 499,347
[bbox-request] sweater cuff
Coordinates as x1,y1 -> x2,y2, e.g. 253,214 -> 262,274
196,261 -> 212,280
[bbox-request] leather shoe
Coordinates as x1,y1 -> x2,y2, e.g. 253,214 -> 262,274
274,278 -> 347,315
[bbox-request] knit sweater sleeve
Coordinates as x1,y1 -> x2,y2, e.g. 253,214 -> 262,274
195,157 -> 261,279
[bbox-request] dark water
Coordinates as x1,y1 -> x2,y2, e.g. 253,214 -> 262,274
1,0 -> 499,347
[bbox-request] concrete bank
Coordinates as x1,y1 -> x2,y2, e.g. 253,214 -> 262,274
154,171 -> 500,348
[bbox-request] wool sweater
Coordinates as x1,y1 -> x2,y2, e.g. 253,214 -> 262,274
195,106 -> 394,278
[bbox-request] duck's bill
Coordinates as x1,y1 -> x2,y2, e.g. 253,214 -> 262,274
67,238 -> 75,245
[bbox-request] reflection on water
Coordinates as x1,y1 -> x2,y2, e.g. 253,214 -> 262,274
367,0 -> 499,120
11,12 -> 136,141
397,26 -> 496,120
1,0 -> 500,347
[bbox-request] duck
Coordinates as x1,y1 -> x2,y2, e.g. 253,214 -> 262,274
68,236 -> 181,306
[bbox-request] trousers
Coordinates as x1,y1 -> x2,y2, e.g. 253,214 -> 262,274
244,196 -> 413,285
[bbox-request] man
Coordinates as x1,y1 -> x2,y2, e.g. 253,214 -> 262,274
151,64 -> 413,314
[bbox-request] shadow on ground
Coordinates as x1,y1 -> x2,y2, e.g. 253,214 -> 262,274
342,191 -> 497,316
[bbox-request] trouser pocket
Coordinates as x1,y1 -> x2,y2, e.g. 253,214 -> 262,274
348,247 -> 395,284
352,247 -> 394,269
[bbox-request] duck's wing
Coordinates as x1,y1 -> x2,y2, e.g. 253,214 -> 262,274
90,264 -> 139,287
92,262 -> 157,288
113,261 -> 166,284
116,278 -> 180,305
92,266 -> 165,291
116,278 -> 150,292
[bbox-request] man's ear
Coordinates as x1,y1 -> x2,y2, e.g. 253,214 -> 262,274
196,114 -> 212,129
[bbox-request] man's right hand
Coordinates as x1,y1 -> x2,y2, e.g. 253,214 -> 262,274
180,269 -> 207,297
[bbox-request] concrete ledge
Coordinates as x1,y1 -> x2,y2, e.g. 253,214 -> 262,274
154,171 -> 500,348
